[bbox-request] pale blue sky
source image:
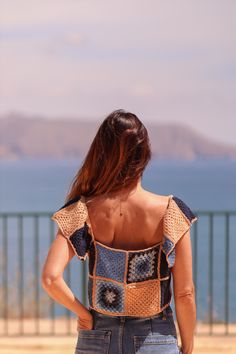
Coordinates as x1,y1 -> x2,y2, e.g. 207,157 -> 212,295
0,0 -> 236,145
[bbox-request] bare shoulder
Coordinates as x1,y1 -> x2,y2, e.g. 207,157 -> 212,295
141,189 -> 170,207
134,190 -> 171,219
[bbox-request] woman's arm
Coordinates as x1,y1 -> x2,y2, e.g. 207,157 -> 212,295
41,228 -> 92,327
172,229 -> 196,354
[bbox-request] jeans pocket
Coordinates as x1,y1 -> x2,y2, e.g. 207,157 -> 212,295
75,329 -> 112,354
133,333 -> 179,354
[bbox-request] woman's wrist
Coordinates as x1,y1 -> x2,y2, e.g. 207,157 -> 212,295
75,300 -> 91,319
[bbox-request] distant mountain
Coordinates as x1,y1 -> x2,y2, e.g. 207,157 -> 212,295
1,112 -> 236,161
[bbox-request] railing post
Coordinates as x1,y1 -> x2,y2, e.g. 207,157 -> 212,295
225,212 -> 230,335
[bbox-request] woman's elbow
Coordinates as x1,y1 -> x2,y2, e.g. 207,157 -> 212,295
174,284 -> 195,301
41,270 -> 62,288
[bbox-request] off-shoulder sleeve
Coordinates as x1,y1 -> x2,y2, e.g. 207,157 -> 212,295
51,196 -> 92,261
162,196 -> 198,268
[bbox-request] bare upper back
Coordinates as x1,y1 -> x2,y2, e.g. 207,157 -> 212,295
85,190 -> 171,250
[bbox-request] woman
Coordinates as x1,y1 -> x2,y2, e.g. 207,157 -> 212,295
41,109 -> 198,354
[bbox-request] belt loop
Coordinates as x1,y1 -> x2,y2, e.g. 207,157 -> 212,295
120,315 -> 126,323
162,308 -> 167,320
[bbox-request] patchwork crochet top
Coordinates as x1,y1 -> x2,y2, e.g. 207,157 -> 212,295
51,194 -> 198,317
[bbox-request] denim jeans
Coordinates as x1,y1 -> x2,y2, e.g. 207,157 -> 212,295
75,305 -> 182,354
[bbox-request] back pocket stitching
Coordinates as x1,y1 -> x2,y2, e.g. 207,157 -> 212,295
78,329 -> 112,340
134,334 -> 177,346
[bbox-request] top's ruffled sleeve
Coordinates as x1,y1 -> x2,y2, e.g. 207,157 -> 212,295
162,196 -> 198,268
51,196 -> 92,261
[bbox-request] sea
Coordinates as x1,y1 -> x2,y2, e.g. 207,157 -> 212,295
0,158 -> 236,323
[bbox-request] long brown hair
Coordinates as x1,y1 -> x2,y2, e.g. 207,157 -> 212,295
65,109 -> 152,202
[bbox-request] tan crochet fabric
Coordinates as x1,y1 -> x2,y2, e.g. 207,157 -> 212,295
164,197 -> 198,245
51,196 -> 88,238
125,278 -> 161,316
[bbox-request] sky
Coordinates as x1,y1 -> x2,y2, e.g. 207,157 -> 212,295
0,0 -> 236,145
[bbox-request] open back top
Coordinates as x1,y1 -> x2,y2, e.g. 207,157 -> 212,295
51,194 -> 198,317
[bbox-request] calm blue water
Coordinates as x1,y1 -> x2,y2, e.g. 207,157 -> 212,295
1,158 -> 236,212
0,158 -> 236,322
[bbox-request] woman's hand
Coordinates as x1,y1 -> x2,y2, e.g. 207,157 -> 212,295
77,309 -> 94,331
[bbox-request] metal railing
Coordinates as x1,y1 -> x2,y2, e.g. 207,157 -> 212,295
0,210 -> 235,336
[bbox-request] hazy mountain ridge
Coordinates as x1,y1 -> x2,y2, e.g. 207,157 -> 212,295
1,112 -> 236,161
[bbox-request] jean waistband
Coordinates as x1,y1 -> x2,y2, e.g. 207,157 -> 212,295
89,305 -> 173,320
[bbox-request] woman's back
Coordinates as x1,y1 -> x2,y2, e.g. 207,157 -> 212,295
85,189 -> 170,251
